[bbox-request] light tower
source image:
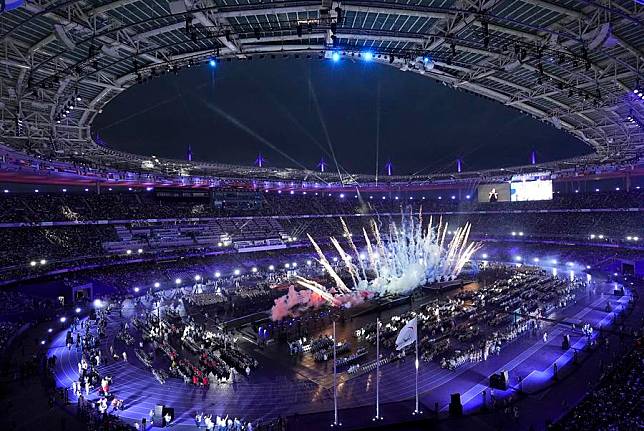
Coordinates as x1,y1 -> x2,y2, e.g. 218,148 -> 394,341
385,160 -> 393,176
186,144 -> 192,161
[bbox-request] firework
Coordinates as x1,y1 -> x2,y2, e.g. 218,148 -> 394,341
271,210 -> 481,319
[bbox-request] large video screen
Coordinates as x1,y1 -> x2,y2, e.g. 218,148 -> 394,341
478,183 -> 511,202
510,179 -> 553,201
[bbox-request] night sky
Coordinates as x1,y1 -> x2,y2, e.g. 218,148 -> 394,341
93,58 -> 590,175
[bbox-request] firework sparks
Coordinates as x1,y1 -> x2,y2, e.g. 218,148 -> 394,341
271,211 -> 481,320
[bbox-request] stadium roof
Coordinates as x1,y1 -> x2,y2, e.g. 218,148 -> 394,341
0,0 -> 643,182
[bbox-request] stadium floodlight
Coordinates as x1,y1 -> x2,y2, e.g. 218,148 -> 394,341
175,278 -> 182,285
598,235 -> 604,239
217,242 -> 223,247
586,265 -> 591,269
363,51 -> 374,61
284,263 -> 290,268
566,262 -> 574,267
451,196 -> 456,200
75,307 -> 81,313
194,275 -> 201,281
595,188 -> 600,192
252,267 -> 258,273
234,269 -> 241,275
60,317 -> 67,323
209,58 -> 216,67
626,236 -> 633,241
3,189 -> 8,193
533,258 -> 540,263
481,253 -> 488,259
590,234 -> 596,239
137,248 -> 143,254
340,193 -> 345,198
93,299 -> 103,308
62,189 -> 67,192
126,249 -> 132,255
514,256 -> 522,261
511,232 -> 516,236
518,232 -> 524,236
290,190 -> 294,195
268,265 -> 275,271
551,259 -> 558,264
332,51 -> 340,62
48,328 -> 53,333
134,287 -> 140,293
634,237 -> 639,241
41,340 -> 46,345
34,189 -> 39,193
292,262 -> 297,268
332,257 -> 338,262
154,282 -> 160,288
215,271 -> 221,278
30,261 -> 37,267
40,259 -> 47,265
306,260 -> 312,266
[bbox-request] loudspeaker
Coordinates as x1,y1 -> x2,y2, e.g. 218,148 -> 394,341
562,334 -> 570,350
162,407 -> 174,427
489,372 -> 508,390
155,404 -> 164,419
449,393 -> 462,417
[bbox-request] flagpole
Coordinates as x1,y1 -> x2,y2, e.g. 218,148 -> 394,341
332,321 -> 340,427
374,318 -> 382,421
413,318 -> 421,415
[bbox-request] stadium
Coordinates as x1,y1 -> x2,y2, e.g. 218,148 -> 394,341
0,1 -> 642,431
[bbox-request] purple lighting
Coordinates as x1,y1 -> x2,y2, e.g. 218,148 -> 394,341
385,161 -> 393,176
255,153 -> 265,168
318,158 -> 326,172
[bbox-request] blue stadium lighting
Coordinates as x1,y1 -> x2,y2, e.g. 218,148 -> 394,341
134,287 -> 140,293
215,271 -> 221,278
423,56 -> 430,64
154,282 -> 160,288
332,51 -> 341,62
75,307 -> 81,313
93,299 -> 103,308
60,317 -> 66,323
481,253 -> 488,259
234,269 -> 241,275
208,58 -> 216,67
363,51 -> 374,61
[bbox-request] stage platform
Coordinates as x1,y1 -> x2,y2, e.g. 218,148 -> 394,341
48,277 -> 637,430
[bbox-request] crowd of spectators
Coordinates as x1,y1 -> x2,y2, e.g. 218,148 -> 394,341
551,343 -> 643,430
0,189 -> 641,223
0,189 -> 640,284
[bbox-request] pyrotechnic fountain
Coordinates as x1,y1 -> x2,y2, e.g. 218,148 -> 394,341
271,211 -> 481,320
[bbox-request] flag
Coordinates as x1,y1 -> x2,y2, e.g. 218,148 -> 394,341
395,317 -> 417,350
